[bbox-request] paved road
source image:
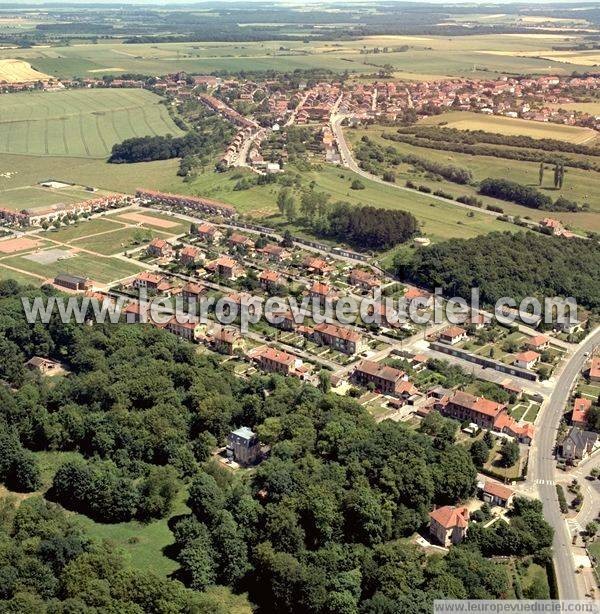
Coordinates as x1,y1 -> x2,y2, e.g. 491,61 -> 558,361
530,328 -> 600,599
330,115 -> 507,220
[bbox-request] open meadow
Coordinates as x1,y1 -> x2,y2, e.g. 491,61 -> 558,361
0,88 -> 183,158
347,124 -> 600,234
186,164 -> 511,243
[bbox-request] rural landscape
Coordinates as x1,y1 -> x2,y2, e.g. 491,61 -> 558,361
0,2 -> 599,613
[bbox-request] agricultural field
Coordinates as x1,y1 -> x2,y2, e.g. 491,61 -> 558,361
0,152 -> 180,198
549,102 -> 600,115
420,111 -> 598,145
0,58 -> 52,82
346,124 -> 600,234
2,33 -> 597,81
0,184 -> 113,212
0,88 -> 183,158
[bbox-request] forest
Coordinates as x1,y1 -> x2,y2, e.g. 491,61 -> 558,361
398,231 -> 600,311
0,280 -> 554,612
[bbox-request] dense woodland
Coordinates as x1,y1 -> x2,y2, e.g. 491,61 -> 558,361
311,202 -> 419,250
399,231 -> 600,311
0,280 -> 554,612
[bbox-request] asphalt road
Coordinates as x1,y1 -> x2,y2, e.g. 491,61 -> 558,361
531,328 -> 600,599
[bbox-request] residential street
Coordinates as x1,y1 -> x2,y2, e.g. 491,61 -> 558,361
529,328 -> 600,600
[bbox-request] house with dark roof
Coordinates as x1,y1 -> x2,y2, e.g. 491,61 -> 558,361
54,274 -> 92,292
561,427 -> 598,463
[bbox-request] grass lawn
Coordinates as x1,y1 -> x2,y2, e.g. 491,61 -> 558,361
589,540 -> 600,569
0,266 -> 44,285
0,185 -> 112,211
77,486 -> 190,578
189,164 -> 511,242
70,226 -> 170,256
577,382 -> 600,400
0,250 -> 145,284
523,402 -> 541,423
519,561 -> 550,598
484,442 -> 526,480
44,217 -> 126,242
510,404 -> 529,421
0,152 -> 181,197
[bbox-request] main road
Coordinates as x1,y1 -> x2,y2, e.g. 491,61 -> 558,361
530,327 -> 600,599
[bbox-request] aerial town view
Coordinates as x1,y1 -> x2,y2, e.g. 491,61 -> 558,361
0,1 -> 600,612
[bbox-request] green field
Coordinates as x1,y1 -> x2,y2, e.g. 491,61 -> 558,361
71,226 -> 170,255
186,163 -> 512,242
420,111 -> 598,145
44,217 -> 127,242
0,152 -> 180,203
1,33 -> 596,81
0,88 -> 183,158
0,250 -> 145,284
347,124 -> 600,233
0,185 -> 113,212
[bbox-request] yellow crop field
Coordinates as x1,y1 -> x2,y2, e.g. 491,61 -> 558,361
420,111 -> 598,144
0,59 -> 53,83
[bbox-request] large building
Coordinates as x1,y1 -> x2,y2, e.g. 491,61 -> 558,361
136,188 -> 236,218
313,322 -> 364,355
436,390 -> 534,443
438,390 -> 505,430
227,427 -> 260,466
53,274 -> 92,292
353,360 -> 408,395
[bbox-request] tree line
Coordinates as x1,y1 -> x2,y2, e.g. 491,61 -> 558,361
356,137 -> 473,184
383,131 -> 597,172
478,178 -> 579,211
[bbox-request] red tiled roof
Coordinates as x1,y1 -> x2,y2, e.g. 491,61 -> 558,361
440,326 -> 466,339
260,270 -> 282,283
257,346 -> 296,366
483,481 -> 513,502
181,246 -> 200,258
573,397 -> 592,424
356,359 -> 405,383
404,286 -> 430,300
515,351 -> 540,363
450,390 -> 505,418
310,281 -> 330,295
590,357 -> 600,380
429,505 -> 469,529
314,322 -> 361,343
135,271 -> 163,284
528,335 -> 549,348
